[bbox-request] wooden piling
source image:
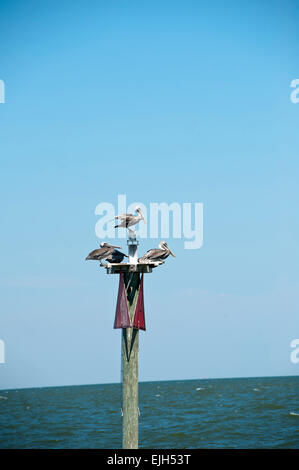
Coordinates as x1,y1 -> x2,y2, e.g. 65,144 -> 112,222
121,272 -> 140,449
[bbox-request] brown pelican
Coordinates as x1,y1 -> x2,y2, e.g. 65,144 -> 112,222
114,207 -> 146,234
105,249 -> 129,264
85,242 -> 122,265
138,241 -> 175,264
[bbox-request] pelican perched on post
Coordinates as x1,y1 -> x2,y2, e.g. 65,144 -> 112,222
138,241 -> 175,264
85,242 -> 122,266
113,206 -> 146,236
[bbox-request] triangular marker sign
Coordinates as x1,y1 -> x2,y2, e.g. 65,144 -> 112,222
133,274 -> 146,331
114,273 -> 130,329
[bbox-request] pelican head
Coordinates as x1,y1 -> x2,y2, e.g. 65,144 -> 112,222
100,242 -> 121,249
135,206 -> 146,223
159,241 -> 175,257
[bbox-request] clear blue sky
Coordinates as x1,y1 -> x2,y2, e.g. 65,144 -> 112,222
0,0 -> 299,389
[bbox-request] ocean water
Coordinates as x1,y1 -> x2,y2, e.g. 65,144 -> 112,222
0,376 -> 298,449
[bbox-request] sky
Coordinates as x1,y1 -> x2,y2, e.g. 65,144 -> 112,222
0,0 -> 299,390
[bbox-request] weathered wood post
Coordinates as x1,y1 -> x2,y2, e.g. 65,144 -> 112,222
121,235 -> 140,449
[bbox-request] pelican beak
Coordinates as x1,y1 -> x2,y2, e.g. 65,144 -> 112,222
111,245 -> 122,249
142,216 -> 146,224
169,249 -> 176,258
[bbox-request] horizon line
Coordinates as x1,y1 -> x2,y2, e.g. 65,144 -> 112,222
1,373 -> 298,392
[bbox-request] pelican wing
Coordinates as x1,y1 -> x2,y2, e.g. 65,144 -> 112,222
114,250 -> 129,258
85,248 -> 103,259
86,246 -> 111,260
106,249 -> 129,263
139,249 -> 162,261
114,213 -> 133,221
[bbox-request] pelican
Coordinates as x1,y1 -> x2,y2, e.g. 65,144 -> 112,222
138,241 -> 175,264
114,207 -> 146,235
85,242 -> 122,265
105,249 -> 129,264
